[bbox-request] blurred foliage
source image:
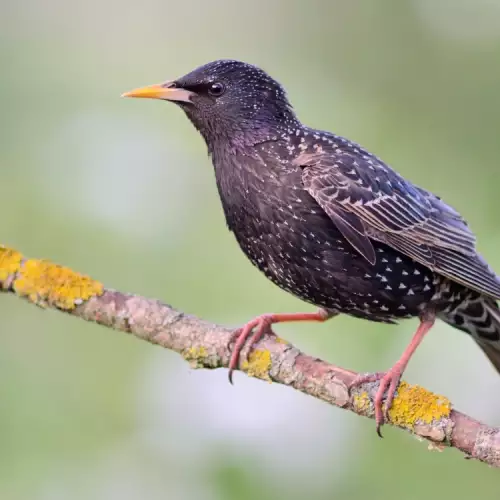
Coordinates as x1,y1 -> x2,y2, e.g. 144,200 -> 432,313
1,0 -> 500,498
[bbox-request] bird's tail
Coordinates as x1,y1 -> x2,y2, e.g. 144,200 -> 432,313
439,295 -> 500,374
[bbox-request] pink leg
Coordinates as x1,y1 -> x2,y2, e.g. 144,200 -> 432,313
228,309 -> 334,383
349,314 -> 435,436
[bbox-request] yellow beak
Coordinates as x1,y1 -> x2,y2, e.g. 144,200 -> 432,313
121,82 -> 194,103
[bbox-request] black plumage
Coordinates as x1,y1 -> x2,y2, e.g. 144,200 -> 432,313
123,60 -> 500,433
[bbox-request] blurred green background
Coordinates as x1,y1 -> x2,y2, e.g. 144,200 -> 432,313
1,0 -> 500,498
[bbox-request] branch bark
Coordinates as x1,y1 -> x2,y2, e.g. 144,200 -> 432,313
1,245 -> 499,468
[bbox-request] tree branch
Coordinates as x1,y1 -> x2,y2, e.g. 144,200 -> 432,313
1,245 -> 499,468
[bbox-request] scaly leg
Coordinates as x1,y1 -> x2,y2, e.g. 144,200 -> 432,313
228,308 -> 336,383
349,313 -> 435,436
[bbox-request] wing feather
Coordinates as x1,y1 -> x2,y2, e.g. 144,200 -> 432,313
297,146 -> 500,299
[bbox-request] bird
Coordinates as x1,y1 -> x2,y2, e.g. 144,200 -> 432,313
122,59 -> 500,435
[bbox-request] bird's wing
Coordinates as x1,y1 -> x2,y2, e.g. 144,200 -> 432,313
296,148 -> 500,299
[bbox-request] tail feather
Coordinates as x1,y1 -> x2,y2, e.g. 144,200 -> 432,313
440,295 -> 500,374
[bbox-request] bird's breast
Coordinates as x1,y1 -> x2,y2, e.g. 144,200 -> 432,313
211,149 -> 437,319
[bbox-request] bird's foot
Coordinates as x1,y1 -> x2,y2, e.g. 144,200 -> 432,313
349,316 -> 435,436
227,309 -> 332,383
349,364 -> 404,437
227,314 -> 276,384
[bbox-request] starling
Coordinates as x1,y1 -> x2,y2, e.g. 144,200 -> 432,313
123,60 -> 500,434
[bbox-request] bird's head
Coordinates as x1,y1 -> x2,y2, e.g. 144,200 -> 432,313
122,59 -> 299,150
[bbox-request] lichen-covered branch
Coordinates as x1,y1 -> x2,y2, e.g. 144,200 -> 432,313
1,245 -> 499,468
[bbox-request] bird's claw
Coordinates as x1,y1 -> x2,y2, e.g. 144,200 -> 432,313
227,314 -> 276,384
349,367 -> 403,437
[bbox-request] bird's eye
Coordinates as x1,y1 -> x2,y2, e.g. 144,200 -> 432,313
208,82 -> 225,97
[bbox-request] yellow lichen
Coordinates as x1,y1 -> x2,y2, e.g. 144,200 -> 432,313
13,258 -> 104,310
274,336 -> 289,345
183,346 -> 208,368
241,349 -> 272,382
0,246 -> 23,284
352,391 -> 372,415
388,382 -> 451,430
